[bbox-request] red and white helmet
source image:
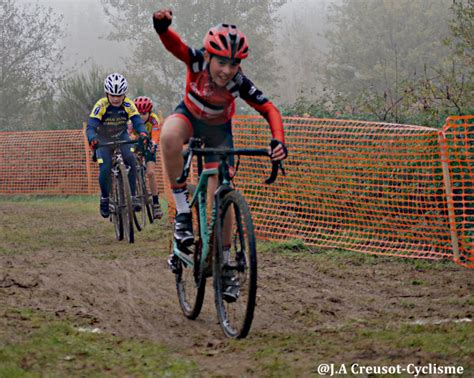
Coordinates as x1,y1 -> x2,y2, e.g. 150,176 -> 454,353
134,96 -> 153,113
203,24 -> 249,60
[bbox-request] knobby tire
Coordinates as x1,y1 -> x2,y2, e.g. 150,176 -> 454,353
119,163 -> 134,243
133,166 -> 148,231
111,174 -> 123,241
213,190 -> 257,339
175,184 -> 206,319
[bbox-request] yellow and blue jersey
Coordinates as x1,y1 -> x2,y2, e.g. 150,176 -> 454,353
86,97 -> 147,142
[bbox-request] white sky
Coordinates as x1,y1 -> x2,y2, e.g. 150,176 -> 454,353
17,0 -> 129,71
15,0 -> 333,72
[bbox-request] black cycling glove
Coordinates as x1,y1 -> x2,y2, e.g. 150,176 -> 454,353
153,13 -> 172,34
270,138 -> 288,159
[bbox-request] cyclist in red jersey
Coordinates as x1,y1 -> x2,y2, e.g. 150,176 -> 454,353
132,96 -> 164,219
153,10 -> 287,294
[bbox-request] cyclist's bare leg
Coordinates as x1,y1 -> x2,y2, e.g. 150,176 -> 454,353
160,116 -> 192,187
161,115 -> 194,245
146,161 -> 158,196
146,160 -> 163,219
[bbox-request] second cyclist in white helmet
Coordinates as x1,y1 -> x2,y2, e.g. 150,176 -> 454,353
86,73 -> 149,218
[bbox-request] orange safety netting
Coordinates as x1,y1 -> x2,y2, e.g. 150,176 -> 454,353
0,115 -> 472,267
227,115 -> 473,268
0,129 -> 166,196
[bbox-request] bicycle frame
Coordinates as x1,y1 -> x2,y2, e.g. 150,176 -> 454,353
172,166 -> 219,273
172,137 -> 285,337
172,137 -> 282,275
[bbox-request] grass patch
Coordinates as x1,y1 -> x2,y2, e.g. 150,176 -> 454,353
258,239 -> 458,271
228,321 -> 473,376
0,196 -> 171,257
0,195 -> 96,203
467,295 -> 474,306
0,307 -> 196,377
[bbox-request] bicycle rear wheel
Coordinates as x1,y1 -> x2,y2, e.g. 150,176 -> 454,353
110,174 -> 123,241
133,166 -> 148,231
143,172 -> 154,224
175,184 -> 206,319
119,164 -> 134,243
213,190 -> 257,339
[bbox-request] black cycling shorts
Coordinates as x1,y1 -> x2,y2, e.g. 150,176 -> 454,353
172,101 -> 234,167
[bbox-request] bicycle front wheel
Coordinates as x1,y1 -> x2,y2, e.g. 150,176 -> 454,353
119,164 -> 134,243
110,174 -> 123,241
175,184 -> 206,319
213,190 -> 257,339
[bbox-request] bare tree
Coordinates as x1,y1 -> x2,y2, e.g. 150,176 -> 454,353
0,0 -> 64,130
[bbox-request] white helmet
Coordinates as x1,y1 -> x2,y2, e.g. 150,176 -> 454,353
104,73 -> 128,96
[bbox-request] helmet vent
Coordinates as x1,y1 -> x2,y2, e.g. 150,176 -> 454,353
210,41 -> 221,51
237,37 -> 245,50
218,34 -> 228,49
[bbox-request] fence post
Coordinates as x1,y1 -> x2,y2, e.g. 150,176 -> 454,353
438,130 -> 460,262
82,123 -> 94,195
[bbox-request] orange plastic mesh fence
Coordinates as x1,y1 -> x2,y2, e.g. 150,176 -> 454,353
0,116 -> 472,267
0,130 -> 166,196
226,116 -> 473,267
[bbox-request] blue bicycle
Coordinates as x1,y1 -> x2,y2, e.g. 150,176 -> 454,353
171,138 -> 283,338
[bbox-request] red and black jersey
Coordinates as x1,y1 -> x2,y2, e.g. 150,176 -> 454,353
159,28 -> 285,142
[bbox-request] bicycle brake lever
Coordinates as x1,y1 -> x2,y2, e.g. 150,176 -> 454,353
279,161 -> 286,176
265,139 -> 285,184
265,161 -> 279,184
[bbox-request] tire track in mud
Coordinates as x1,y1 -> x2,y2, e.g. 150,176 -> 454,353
1,245 -> 473,375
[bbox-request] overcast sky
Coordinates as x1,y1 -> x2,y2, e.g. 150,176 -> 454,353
16,0 -> 332,73
17,0 -> 129,71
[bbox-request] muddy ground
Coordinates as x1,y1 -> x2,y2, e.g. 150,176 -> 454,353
0,200 -> 473,376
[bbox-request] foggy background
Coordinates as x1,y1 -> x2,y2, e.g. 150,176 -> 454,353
1,0 -> 472,131
14,0 -> 129,70
14,0 -> 329,77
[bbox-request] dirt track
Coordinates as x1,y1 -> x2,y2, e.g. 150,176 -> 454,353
0,200 -> 473,375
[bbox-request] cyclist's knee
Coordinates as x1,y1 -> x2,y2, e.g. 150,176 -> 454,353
122,152 -> 136,167
147,170 -> 155,179
160,117 -> 192,152
160,133 -> 183,154
99,160 -> 112,173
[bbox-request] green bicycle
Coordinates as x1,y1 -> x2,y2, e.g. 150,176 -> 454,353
170,137 -> 283,339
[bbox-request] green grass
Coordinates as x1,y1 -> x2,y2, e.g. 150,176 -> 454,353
258,239 -> 454,271
0,196 -> 170,257
0,308 -> 196,378
226,322 -> 473,376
